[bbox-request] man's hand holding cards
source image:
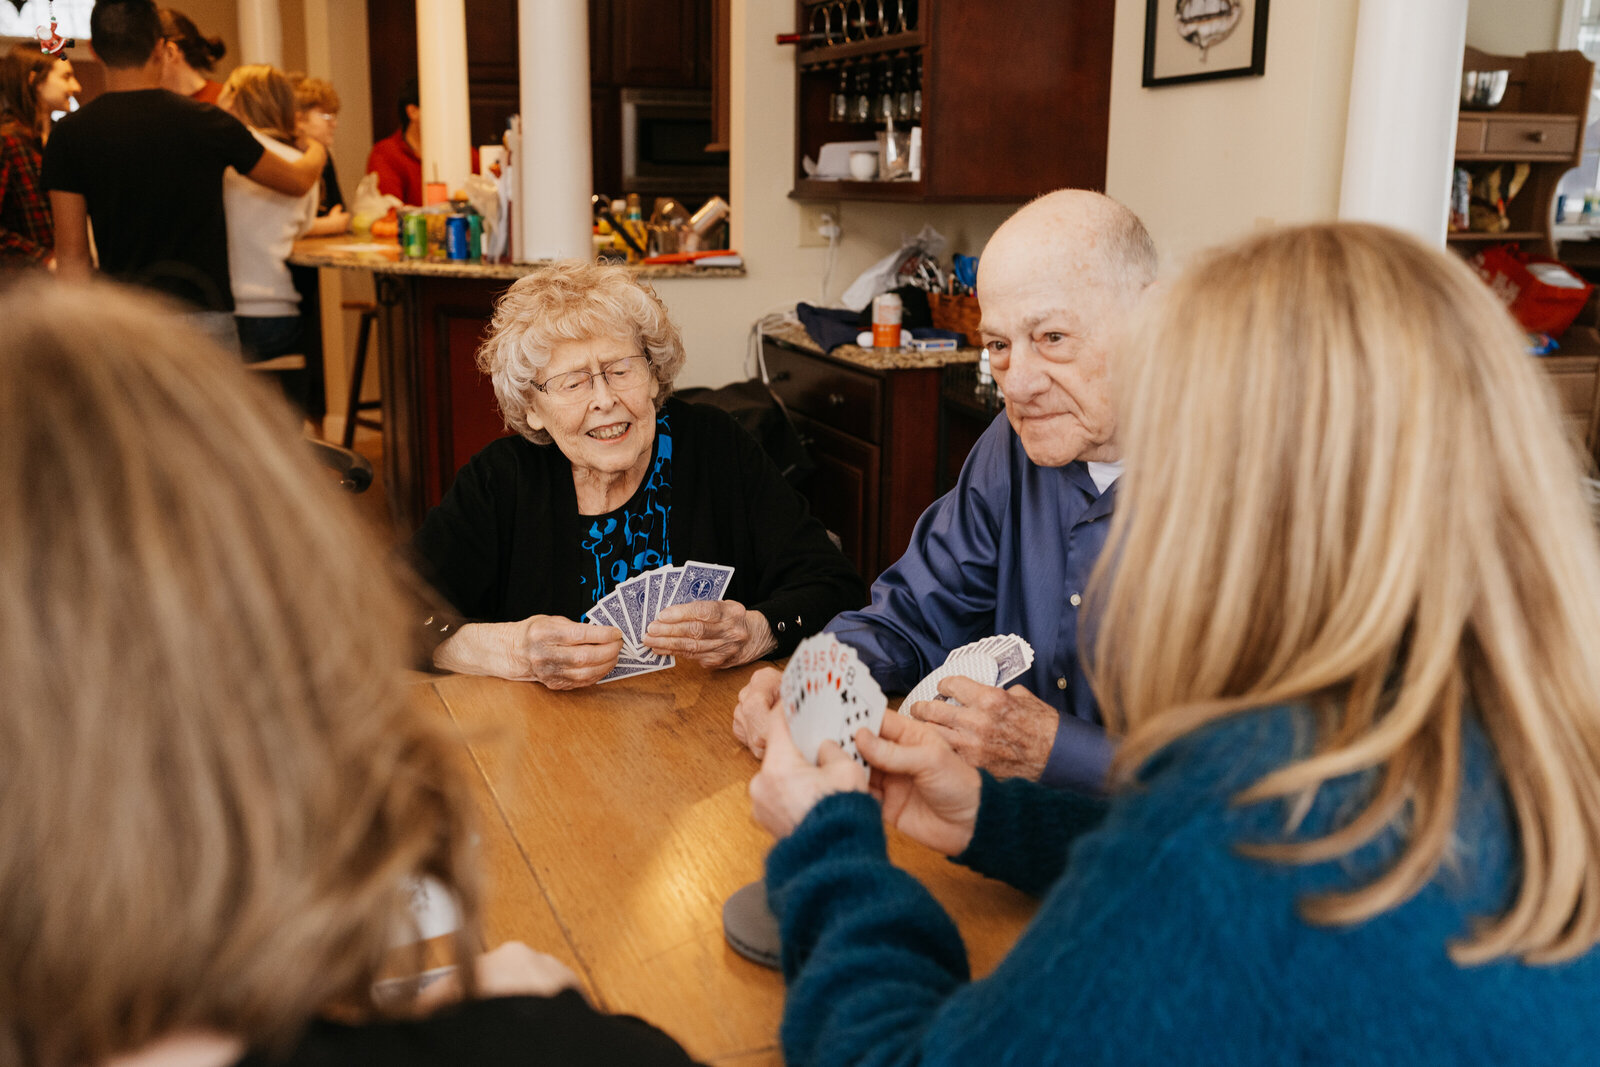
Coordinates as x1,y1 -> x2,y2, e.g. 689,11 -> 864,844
901,634 -> 1035,709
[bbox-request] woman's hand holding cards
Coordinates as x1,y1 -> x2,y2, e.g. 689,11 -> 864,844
748,695 -> 982,855
644,599 -> 775,668
433,615 -> 623,689
858,712 -> 982,857
749,712 -> 869,838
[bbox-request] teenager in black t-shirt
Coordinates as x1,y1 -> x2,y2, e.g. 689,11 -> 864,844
42,0 -> 323,325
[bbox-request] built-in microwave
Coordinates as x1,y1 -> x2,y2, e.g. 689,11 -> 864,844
621,88 -> 728,197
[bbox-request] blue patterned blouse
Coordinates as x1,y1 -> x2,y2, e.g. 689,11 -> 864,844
576,409 -> 672,606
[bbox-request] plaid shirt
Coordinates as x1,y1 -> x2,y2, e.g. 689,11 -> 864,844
0,124 -> 52,264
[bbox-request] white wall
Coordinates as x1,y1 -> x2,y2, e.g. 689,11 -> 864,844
1466,0 -> 1562,55
1104,0 -> 1361,271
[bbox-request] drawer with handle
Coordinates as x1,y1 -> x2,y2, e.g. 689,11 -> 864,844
1481,116 -> 1579,158
763,342 -> 883,443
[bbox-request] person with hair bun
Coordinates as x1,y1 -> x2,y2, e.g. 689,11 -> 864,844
158,7 -> 227,104
0,279 -> 703,1067
411,260 -> 865,689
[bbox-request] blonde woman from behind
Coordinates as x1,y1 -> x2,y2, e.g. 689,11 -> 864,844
0,282 -> 699,1067
217,64 -> 318,411
745,222 -> 1600,1065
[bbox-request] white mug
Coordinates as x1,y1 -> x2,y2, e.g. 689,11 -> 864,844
848,150 -> 878,181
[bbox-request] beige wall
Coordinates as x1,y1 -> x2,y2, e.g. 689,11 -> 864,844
1104,0 -> 1361,271
1466,0 -> 1562,56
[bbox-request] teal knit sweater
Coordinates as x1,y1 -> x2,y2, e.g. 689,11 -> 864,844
765,706 -> 1600,1065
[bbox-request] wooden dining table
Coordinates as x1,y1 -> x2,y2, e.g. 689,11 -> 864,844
416,660 -> 1039,1065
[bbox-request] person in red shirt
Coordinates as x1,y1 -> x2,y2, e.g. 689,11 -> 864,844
157,8 -> 226,105
366,77 -> 422,206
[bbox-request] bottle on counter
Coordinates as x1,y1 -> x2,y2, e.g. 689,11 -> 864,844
624,194 -> 647,263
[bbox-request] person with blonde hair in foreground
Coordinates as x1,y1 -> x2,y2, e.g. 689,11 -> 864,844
0,282 -> 698,1067
747,223 -> 1600,1064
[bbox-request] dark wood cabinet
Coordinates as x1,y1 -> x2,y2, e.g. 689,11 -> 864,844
763,337 -> 969,582
609,0 -> 708,88
788,0 -> 1115,203
365,0 -> 716,195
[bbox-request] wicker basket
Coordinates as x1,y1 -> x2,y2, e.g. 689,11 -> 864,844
928,292 -> 983,347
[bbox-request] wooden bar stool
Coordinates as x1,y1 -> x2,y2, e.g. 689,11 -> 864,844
341,300 -> 383,449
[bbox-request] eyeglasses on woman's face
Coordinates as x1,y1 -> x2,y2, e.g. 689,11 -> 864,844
533,354 -> 653,401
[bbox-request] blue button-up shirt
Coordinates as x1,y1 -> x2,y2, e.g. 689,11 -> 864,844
825,413 -> 1115,793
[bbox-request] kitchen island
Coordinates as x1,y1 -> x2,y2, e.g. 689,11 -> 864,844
289,237 -> 745,529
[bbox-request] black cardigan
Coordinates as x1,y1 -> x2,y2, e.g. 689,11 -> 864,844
411,398 -> 867,658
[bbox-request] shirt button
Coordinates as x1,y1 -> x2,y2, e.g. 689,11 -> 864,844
1069,593 -> 1082,607
1056,676 -> 1068,690
776,621 -> 786,633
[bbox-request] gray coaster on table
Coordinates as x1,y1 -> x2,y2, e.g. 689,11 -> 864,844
721,878 -> 781,970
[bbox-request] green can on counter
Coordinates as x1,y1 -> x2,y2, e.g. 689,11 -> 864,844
400,211 -> 428,260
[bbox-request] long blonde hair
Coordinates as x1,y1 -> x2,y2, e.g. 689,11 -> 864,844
1090,222 -> 1600,965
0,282 -> 482,1066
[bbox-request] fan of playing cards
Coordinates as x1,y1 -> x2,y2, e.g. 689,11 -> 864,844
900,634 -> 1035,710
780,634 -> 889,768
585,560 -> 734,684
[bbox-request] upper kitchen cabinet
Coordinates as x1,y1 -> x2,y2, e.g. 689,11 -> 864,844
608,0 -> 712,88
788,0 -> 1115,203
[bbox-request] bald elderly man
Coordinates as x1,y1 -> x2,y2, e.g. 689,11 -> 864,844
734,190 -> 1157,793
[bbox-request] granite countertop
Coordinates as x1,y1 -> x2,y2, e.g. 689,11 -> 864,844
287,237 -> 746,280
762,318 -> 983,370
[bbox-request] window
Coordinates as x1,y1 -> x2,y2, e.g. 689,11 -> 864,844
1559,0 -> 1600,204
0,0 -> 94,42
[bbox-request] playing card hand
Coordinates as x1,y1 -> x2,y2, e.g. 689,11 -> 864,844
858,711 -> 982,857
905,676 -> 1060,781
411,941 -> 580,1015
732,666 -> 783,758
644,599 -> 775,669
749,711 -> 869,839
433,616 -> 622,689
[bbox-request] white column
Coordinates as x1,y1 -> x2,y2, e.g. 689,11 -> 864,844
1338,0 -> 1469,245
236,0 -> 283,66
416,0 -> 474,197
517,0 -> 593,261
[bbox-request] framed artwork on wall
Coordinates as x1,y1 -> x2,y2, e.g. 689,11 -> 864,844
1142,0 -> 1270,88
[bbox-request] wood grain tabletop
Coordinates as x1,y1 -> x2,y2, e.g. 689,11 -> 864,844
417,662 -> 1037,1064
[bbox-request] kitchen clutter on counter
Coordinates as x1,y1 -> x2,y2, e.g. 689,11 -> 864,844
592,192 -> 740,268
789,224 -> 983,354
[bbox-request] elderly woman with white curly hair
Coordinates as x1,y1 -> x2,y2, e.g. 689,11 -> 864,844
412,261 -> 866,689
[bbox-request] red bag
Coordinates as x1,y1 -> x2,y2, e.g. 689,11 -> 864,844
1469,243 -> 1593,338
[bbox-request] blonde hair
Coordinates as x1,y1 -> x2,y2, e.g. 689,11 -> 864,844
478,260 -> 686,444
290,73 -> 340,115
0,282 -> 482,1066
1090,222 -> 1600,965
222,63 -> 296,144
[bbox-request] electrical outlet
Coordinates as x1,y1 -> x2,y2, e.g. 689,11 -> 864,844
799,202 -> 842,247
